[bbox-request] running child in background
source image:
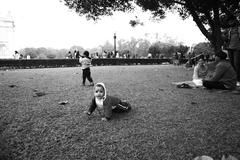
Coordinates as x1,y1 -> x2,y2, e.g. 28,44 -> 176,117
79,51 -> 94,86
84,83 -> 131,121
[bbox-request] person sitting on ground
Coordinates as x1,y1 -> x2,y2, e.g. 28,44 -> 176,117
202,51 -> 237,90
192,57 -> 208,86
193,57 -> 208,80
83,83 -> 131,121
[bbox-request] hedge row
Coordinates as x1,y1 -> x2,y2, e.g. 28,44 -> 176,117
0,58 -> 177,69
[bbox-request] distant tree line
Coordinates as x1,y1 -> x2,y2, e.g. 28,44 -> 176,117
18,37 -> 213,59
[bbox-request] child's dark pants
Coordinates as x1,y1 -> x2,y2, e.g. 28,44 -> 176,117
113,101 -> 131,113
82,68 -> 93,85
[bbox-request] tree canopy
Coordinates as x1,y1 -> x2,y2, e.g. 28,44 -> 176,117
61,0 -> 240,52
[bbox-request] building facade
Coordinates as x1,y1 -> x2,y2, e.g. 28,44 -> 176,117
0,12 -> 15,59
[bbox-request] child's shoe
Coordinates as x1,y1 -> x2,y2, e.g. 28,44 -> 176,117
89,82 -> 94,86
83,111 -> 91,115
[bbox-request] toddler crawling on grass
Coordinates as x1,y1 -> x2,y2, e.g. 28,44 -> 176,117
84,83 -> 131,121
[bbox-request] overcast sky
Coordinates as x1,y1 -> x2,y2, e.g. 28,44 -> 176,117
0,0 -> 207,50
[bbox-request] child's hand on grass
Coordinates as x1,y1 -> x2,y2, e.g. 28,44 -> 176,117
101,117 -> 107,121
83,111 -> 91,116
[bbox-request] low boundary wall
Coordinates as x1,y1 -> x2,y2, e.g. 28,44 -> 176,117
0,58 -> 175,69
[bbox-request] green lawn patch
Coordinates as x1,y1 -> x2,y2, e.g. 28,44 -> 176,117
0,65 -> 240,160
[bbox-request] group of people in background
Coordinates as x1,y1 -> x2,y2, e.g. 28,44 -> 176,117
191,52 -> 239,91
187,14 -> 240,90
203,14 -> 240,90
66,50 -> 126,59
13,51 -> 24,59
66,50 -> 80,59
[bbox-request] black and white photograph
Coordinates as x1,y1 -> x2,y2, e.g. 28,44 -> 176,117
0,0 -> 240,159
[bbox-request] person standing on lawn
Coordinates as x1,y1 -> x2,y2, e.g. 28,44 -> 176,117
83,82 -> 131,121
79,51 -> 94,86
202,51 -> 237,90
75,50 -> 80,59
225,15 -> 240,86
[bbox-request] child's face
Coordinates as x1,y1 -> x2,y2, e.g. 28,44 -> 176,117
94,86 -> 105,99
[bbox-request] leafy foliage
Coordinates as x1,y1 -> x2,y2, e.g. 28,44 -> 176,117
70,46 -> 85,53
193,42 -> 214,56
61,0 -> 240,52
62,0 -> 133,20
136,39 -> 151,57
21,48 -> 38,59
46,53 -> 57,59
148,41 -> 189,58
129,16 -> 144,27
100,41 -> 114,53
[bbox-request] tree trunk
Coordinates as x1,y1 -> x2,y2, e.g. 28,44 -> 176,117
187,2 -> 223,53
212,3 -> 223,53
211,29 -> 223,53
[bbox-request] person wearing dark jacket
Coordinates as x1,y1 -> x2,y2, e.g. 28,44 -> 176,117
225,15 -> 240,85
203,51 -> 237,90
84,83 -> 131,121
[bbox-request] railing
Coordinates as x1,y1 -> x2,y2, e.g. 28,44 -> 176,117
0,58 -> 173,69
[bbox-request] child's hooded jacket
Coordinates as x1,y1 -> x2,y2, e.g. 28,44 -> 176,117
88,83 -> 121,119
79,56 -> 91,69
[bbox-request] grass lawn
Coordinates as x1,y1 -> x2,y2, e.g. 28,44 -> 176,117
0,65 -> 240,160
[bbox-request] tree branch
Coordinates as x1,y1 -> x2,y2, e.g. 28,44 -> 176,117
172,0 -> 186,6
186,2 -> 212,42
205,11 -> 214,30
219,3 -> 234,17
